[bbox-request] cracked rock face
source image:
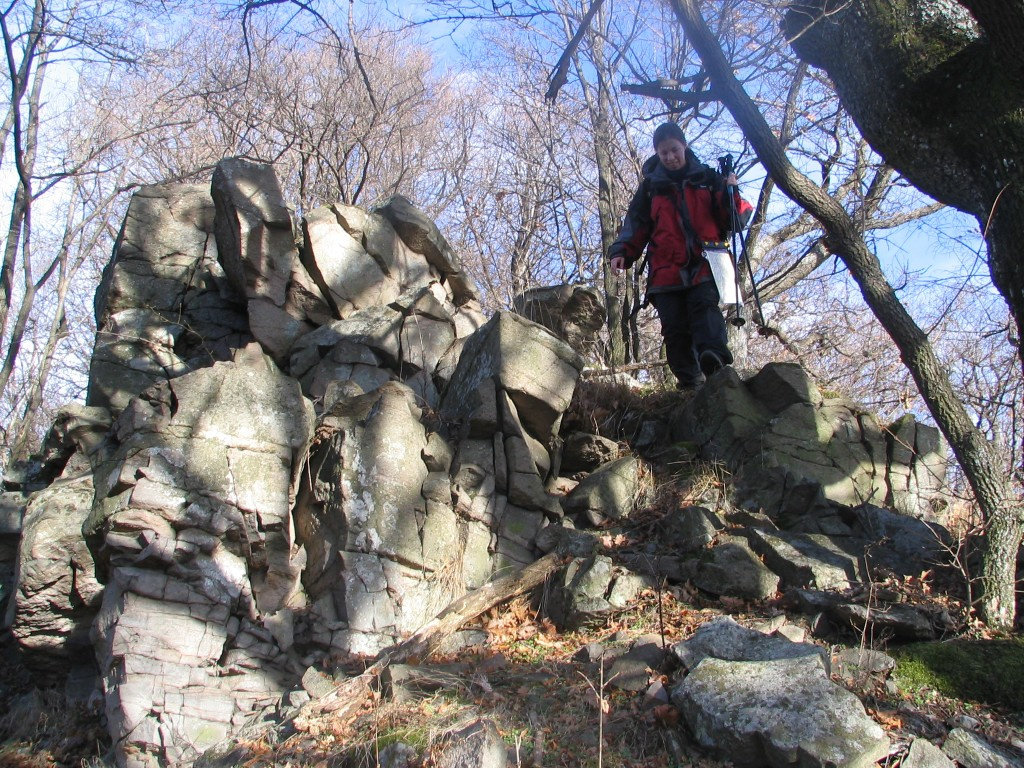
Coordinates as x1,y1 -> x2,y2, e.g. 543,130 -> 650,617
671,362 -> 950,525
86,345 -> 315,768
58,162 -> 575,767
88,183 -> 253,415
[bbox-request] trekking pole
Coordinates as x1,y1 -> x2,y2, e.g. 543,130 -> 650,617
720,154 -> 767,330
718,155 -> 745,327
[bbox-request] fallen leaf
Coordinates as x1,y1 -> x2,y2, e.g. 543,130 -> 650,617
652,704 -> 679,727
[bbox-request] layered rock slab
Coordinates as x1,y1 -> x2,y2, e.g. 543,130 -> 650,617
89,183 -> 253,414
86,345 -> 314,768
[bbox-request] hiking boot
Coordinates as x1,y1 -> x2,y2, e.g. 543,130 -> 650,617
699,349 -> 726,377
676,379 -> 703,393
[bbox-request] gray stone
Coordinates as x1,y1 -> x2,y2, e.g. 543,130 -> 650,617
440,312 -> 584,444
548,555 -> 651,630
671,616 -> 826,672
512,284 -> 606,349
827,600 -> 936,641
560,431 -> 620,474
673,655 -> 889,768
661,505 -> 722,553
290,304 -> 403,382
562,456 -> 641,523
535,524 -> 599,557
746,362 -> 823,412
301,204 -> 400,317
434,718 -> 507,768
211,158 -> 318,365
301,666 -> 338,700
693,536 -> 781,600
608,636 -> 669,692
885,415 -> 950,520
904,738 -> 956,768
295,382 -> 429,573
503,435 -> 559,517
424,432 -> 455,473
376,195 -> 478,306
88,345 -> 315,767
669,366 -> 773,459
332,203 -> 434,294
746,528 -> 860,590
851,504 -> 950,570
401,311 -> 455,375
785,588 -> 936,640
89,183 -> 251,413
943,727 -> 1022,768
834,648 -> 896,680
496,504 -> 544,551
467,378 -> 500,437
7,476 -> 102,677
0,493 -> 26,536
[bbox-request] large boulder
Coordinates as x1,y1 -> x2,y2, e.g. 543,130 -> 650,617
88,183 -> 252,413
547,555 -> 652,630
692,535 -> 781,601
376,195 -> 478,306
212,158 -> 332,366
512,284 -> 606,349
673,655 -> 890,768
86,344 -> 315,768
670,618 -> 887,768
562,456 -> 643,525
5,476 -> 103,679
300,203 -> 400,317
441,311 -> 585,445
672,616 -> 827,671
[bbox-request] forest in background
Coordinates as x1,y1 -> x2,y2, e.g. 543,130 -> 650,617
0,0 -> 1018,615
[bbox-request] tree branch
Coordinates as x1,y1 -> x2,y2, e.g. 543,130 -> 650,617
290,552 -> 566,729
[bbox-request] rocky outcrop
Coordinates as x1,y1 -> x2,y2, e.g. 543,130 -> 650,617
85,345 -> 315,766
670,363 -> 950,524
6,159 -> 580,766
89,183 -> 252,414
1,157 -> 975,768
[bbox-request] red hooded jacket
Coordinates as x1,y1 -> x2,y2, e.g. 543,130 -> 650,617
609,150 -> 753,292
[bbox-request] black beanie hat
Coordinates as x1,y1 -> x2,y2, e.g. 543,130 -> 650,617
653,122 -> 686,148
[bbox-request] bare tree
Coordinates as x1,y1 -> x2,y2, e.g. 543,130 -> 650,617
0,0 -> 165,464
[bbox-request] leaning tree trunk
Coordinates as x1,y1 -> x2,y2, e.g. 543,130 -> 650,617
671,0 -> 1023,630
782,0 -> 1024,402
587,34 -> 628,368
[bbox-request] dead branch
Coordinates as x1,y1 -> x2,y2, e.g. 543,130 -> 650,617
292,552 -> 567,728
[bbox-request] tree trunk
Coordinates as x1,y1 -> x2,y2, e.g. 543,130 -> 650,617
782,0 -> 1024,386
0,0 -> 44,339
671,0 -> 1023,630
584,24 -> 627,367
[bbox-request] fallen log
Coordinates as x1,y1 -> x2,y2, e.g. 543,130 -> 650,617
292,551 -> 567,728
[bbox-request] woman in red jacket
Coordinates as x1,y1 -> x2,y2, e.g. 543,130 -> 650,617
610,122 -> 753,390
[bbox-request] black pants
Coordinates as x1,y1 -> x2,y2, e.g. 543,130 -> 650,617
651,281 -> 732,386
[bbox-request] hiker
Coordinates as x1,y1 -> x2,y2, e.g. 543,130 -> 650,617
609,122 -> 753,390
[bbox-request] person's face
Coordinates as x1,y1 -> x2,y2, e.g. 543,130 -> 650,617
656,138 -> 687,171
